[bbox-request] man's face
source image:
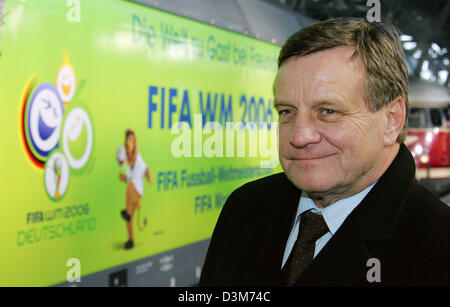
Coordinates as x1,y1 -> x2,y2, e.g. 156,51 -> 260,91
275,46 -> 387,199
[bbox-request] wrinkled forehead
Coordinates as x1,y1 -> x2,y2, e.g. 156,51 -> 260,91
274,46 -> 366,97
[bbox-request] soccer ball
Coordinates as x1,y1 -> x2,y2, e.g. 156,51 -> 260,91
116,145 -> 126,166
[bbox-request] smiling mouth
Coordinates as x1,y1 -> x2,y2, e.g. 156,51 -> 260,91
291,153 -> 337,161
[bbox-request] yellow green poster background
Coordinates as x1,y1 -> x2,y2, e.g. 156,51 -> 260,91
0,0 -> 280,286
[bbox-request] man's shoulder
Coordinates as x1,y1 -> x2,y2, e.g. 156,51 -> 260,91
406,183 -> 449,216
230,172 -> 297,203
400,182 -> 449,239
223,172 -> 296,216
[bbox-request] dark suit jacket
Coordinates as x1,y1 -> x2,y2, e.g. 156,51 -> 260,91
199,144 -> 449,286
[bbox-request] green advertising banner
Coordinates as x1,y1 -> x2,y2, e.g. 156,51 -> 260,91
0,0 -> 281,286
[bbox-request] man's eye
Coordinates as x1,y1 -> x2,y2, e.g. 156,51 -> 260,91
278,109 -> 293,116
321,109 -> 336,115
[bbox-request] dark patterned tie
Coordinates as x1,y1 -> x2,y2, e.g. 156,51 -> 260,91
280,210 -> 329,286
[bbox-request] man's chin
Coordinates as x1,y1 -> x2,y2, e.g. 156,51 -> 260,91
284,170 -> 339,194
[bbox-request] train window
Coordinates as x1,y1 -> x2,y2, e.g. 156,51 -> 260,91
408,108 -> 427,128
430,108 -> 443,127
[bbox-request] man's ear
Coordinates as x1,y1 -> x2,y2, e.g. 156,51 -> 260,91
384,96 -> 406,146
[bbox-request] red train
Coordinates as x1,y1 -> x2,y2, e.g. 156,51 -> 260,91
405,79 -> 450,196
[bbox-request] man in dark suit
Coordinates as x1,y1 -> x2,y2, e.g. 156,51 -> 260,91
199,18 -> 449,286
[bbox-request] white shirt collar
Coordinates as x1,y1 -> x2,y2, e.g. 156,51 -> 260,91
296,182 -> 376,235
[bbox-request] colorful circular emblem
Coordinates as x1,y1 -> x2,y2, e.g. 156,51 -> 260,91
44,151 -> 70,200
62,107 -> 93,170
26,83 -> 64,161
56,64 -> 76,104
20,56 -> 94,202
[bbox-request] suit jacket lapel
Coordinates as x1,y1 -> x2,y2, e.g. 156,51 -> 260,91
293,144 -> 416,286
246,176 -> 301,286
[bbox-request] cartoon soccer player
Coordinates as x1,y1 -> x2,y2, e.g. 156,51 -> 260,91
118,128 -> 152,250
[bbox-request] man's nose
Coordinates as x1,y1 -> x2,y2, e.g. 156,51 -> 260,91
289,116 -> 322,148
